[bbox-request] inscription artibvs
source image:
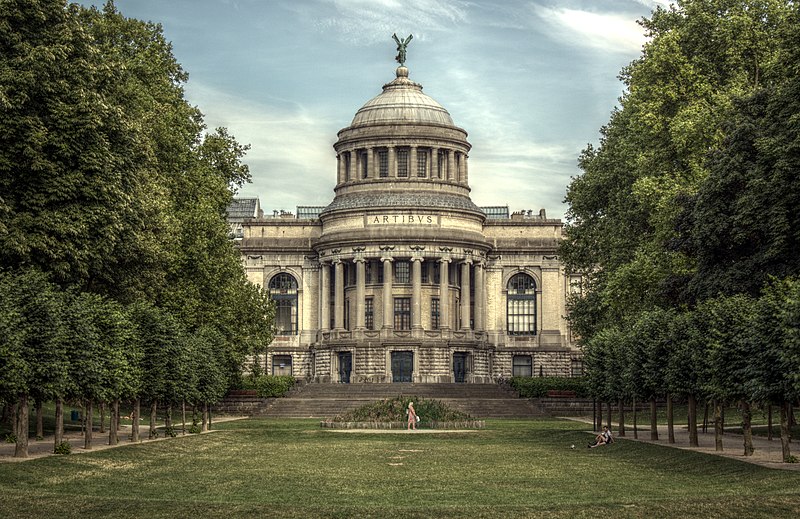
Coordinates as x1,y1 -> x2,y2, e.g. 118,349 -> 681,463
369,214 -> 436,225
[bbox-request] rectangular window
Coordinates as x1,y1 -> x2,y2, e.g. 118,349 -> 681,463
431,298 -> 440,329
394,297 -> 411,330
275,299 -> 297,335
365,298 -> 374,330
376,260 -> 384,283
361,152 -> 369,178
512,355 -> 532,377
344,300 -> 350,330
379,150 -> 388,177
571,358 -> 584,377
421,263 -> 429,284
508,298 -> 536,335
395,261 -> 410,284
397,149 -> 409,177
433,262 -> 440,284
417,150 -> 428,177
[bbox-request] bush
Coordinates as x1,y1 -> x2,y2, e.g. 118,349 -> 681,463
508,376 -> 588,398
54,441 -> 71,455
4,433 -> 17,443
333,396 -> 472,423
241,375 -> 296,398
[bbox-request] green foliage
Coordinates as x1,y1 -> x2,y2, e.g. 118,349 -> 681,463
241,375 -> 296,398
333,396 -> 472,423
4,433 -> 16,444
53,441 -> 71,455
508,377 -> 588,398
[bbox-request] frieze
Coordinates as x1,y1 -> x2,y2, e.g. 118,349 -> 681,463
366,214 -> 437,225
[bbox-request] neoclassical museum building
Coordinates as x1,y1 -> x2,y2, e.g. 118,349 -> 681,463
231,53 -> 582,384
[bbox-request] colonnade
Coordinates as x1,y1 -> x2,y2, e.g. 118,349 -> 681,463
336,145 -> 468,184
318,252 -> 485,333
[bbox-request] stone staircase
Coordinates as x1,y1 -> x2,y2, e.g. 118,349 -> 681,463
218,383 -> 548,419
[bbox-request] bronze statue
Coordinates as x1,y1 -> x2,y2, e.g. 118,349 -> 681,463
392,33 -> 413,66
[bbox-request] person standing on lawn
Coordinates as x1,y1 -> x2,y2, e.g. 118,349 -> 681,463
407,401 -> 418,430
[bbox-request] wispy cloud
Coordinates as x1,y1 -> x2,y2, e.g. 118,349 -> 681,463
307,0 -> 469,44
530,5 -> 647,54
185,82 -> 338,210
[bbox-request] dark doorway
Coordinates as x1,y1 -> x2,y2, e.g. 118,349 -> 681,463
453,352 -> 468,383
338,352 -> 352,384
391,351 -> 413,383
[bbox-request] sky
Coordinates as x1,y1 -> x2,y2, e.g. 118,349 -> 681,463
78,0 -> 672,219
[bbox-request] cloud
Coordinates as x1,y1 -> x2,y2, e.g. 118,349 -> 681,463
184,82 -> 338,211
307,0 -> 469,45
531,5 -> 647,54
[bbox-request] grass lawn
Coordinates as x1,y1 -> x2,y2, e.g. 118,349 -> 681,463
1,418 -> 799,518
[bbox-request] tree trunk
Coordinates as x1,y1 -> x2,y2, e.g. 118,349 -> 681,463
84,399 -> 94,450
768,405 -> 773,441
182,401 -> 186,435
131,399 -> 140,442
54,398 -> 64,452
633,396 -> 638,439
165,403 -> 173,435
781,401 -> 792,462
714,400 -> 723,452
99,402 -> 106,434
741,400 -> 754,456
149,401 -> 158,439
108,400 -> 119,445
649,397 -> 659,441
10,401 -> 18,445
605,401 -> 612,431
667,394 -> 674,444
618,398 -> 626,437
201,403 -> 209,432
703,402 -> 709,434
688,394 -> 698,447
35,399 -> 44,439
208,406 -> 212,430
720,404 -> 725,436
14,394 -> 29,458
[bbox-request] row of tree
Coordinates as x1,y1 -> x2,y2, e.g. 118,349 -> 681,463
562,0 -> 800,461
0,0 -> 274,457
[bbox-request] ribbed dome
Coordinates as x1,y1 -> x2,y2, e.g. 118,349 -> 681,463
350,66 -> 455,127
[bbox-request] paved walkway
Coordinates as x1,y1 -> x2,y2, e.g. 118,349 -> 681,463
0,417 -> 247,462
566,417 -> 800,471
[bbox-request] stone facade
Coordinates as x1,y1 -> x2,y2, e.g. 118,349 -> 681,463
235,62 -> 581,384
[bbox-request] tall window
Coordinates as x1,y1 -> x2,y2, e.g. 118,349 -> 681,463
378,150 -> 389,177
433,261 -> 441,284
421,263 -> 429,284
417,150 -> 428,177
397,149 -> 409,177
395,261 -> 410,284
365,298 -> 374,330
361,151 -> 369,178
269,273 -> 298,335
394,297 -> 411,330
431,298 -> 440,329
507,273 -> 536,336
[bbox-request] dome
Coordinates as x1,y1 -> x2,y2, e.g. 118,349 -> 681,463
349,66 -> 455,127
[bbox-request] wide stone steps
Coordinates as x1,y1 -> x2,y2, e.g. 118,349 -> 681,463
218,383 -> 548,419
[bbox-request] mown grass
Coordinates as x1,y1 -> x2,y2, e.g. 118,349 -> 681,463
0,418 -> 799,518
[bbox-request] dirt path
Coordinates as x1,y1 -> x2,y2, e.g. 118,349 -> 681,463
566,417 -> 800,471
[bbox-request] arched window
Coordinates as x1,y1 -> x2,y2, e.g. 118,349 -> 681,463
269,273 -> 298,335
507,273 -> 536,336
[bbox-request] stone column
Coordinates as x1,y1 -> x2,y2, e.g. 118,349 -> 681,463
336,154 -> 343,184
460,259 -> 472,330
366,147 -> 374,179
431,147 -> 439,178
410,146 -> 418,178
411,255 -> 423,329
439,258 -> 450,329
388,146 -> 396,178
447,150 -> 455,181
320,262 -> 330,331
382,256 -> 393,329
462,154 -> 469,185
349,149 -> 358,181
354,257 -> 366,330
334,260 -> 344,330
474,260 -> 484,331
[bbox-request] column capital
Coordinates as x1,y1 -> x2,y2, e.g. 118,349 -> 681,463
438,256 -> 452,264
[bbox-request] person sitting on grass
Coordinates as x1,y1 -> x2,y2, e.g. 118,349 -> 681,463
589,425 -> 613,448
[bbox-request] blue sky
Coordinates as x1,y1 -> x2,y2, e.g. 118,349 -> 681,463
79,0 -> 670,219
